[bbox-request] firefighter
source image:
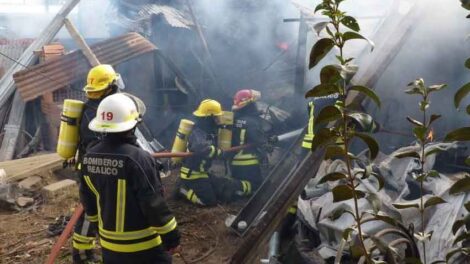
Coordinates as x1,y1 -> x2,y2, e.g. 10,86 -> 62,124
301,101 -> 315,151
72,64 -> 124,263
80,93 -> 180,263
230,89 -> 272,197
178,99 -> 228,206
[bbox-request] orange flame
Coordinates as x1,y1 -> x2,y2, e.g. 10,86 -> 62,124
427,129 -> 434,141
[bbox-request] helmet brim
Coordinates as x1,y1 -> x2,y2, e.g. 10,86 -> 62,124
89,118 -> 138,133
83,83 -> 110,92
193,110 -> 223,117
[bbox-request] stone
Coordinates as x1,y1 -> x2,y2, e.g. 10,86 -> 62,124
18,176 -> 42,191
42,179 -> 77,199
16,196 -> 34,207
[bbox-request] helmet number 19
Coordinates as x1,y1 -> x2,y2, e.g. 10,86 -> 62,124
101,111 -> 114,121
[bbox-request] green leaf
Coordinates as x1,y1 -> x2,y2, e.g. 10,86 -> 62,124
465,201 -> 470,212
313,22 -> 330,35
392,202 -> 420,209
428,84 -> 447,93
424,196 -> 446,209
348,85 -> 381,108
449,176 -> 470,195
466,105 -> 470,115
424,145 -> 447,157
324,145 -> 344,159
340,16 -> 360,31
342,31 -> 375,51
320,65 -> 342,84
331,185 -> 365,202
370,213 -> 397,226
465,58 -> 470,69
405,87 -> 423,95
430,261 -> 446,264
428,114 -> 441,126
314,3 -> 327,13
427,170 -> 440,178
406,257 -> 425,264
309,38 -> 335,69
413,126 -> 427,142
369,236 -> 399,264
311,128 -> 337,151
406,116 -> 424,127
371,172 -> 385,191
346,112 -> 374,131
453,232 -> 470,245
394,150 -> 420,159
414,231 -> 432,242
305,83 -> 339,98
466,156 -> 470,166
454,83 -> 470,108
446,248 -> 467,262
366,193 -> 381,213
329,207 -> 355,220
352,132 -> 379,160
342,227 -> 354,240
319,172 -> 348,184
445,127 -> 470,141
316,105 -> 342,125
453,219 -> 466,234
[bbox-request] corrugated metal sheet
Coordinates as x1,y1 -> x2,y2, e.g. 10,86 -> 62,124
111,1 -> 193,31
13,32 -> 157,102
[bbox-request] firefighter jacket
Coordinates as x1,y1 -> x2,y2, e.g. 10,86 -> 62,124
80,134 -> 180,253
231,103 -> 267,166
180,118 -> 221,179
77,99 -> 101,162
302,101 -> 315,149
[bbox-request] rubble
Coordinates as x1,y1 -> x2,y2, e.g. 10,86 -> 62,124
18,176 -> 43,191
42,179 -> 76,200
15,196 -> 34,207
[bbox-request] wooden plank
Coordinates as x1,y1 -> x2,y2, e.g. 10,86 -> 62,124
0,153 -> 62,182
0,0 -> 80,161
64,18 -> 100,67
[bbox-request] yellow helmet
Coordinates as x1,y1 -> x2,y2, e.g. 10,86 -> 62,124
193,99 -> 223,117
83,64 -> 121,93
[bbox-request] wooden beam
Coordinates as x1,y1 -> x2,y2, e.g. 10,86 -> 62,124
294,14 -> 308,95
64,18 -> 100,67
0,0 -> 80,161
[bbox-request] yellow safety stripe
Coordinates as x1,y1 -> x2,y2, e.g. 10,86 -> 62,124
302,141 -> 312,149
153,217 -> 177,235
77,163 -> 82,170
240,129 -> 246,145
180,168 -> 209,180
100,236 -> 162,253
73,233 -> 95,243
288,206 -> 297,214
99,227 -> 157,241
302,102 -> 315,149
116,179 -> 126,233
73,240 -> 96,250
84,175 -> 103,229
232,159 -> 259,166
208,146 -> 216,158
86,214 -> 98,222
241,180 -> 252,195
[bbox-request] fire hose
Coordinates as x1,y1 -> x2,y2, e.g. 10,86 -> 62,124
45,128 -> 304,263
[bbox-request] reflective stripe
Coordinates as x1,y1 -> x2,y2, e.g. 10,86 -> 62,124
241,180 -> 252,195
208,146 -> 216,158
232,159 -> 259,166
302,102 -> 315,149
199,160 -> 206,172
86,214 -> 98,222
73,240 -> 95,250
73,233 -> 95,244
180,167 -> 209,180
180,188 -> 204,205
240,129 -> 246,145
77,163 -> 82,170
100,236 -> 162,253
288,206 -> 297,214
84,175 -> 103,229
153,217 -> 177,235
99,227 -> 157,241
116,179 -> 126,233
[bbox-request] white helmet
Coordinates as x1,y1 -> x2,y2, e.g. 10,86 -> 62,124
89,93 -> 145,133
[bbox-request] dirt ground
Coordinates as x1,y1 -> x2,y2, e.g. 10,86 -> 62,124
0,167 -> 246,264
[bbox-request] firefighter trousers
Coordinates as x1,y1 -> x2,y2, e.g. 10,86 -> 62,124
72,213 -> 98,263
230,164 -> 263,197
102,245 -> 171,264
179,177 -> 218,206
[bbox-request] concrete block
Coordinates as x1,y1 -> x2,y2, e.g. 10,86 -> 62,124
42,179 -> 77,199
18,176 -> 43,191
16,196 -> 34,207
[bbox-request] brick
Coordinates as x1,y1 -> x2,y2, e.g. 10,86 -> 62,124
42,179 -> 77,199
18,176 -> 43,191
